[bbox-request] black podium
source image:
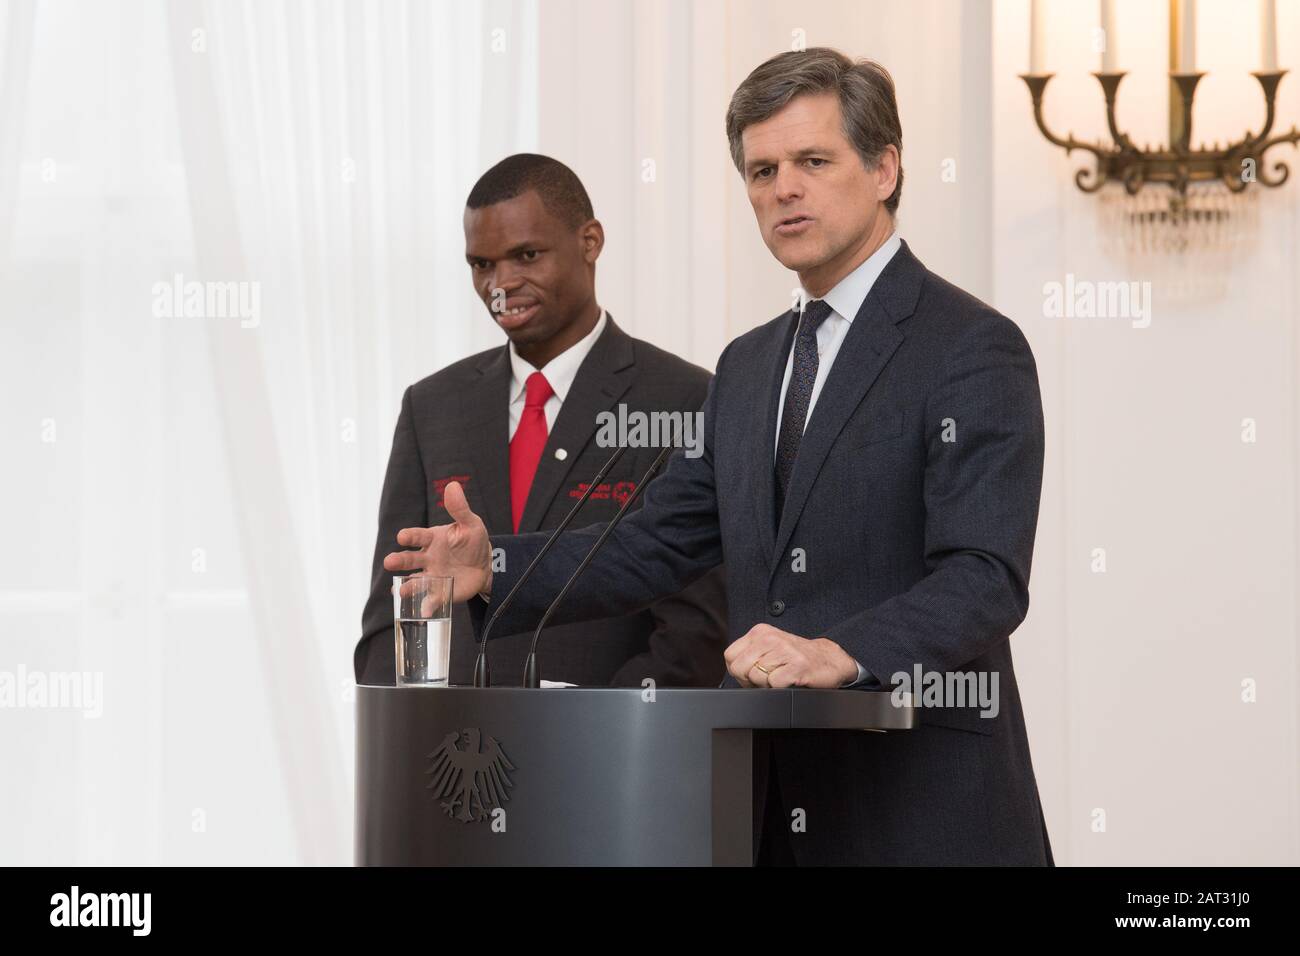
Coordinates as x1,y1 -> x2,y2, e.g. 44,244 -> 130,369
355,685 -> 915,866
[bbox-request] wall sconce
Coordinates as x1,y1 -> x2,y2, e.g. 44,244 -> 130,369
1019,0 -> 1297,252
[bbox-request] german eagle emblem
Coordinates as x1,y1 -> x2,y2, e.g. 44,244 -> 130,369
426,728 -> 516,823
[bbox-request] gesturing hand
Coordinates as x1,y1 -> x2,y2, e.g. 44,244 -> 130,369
383,481 -> 493,603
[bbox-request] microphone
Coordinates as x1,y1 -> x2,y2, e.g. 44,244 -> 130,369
522,444 -> 675,688
472,443 -> 630,687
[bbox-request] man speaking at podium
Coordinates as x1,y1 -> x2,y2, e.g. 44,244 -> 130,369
384,50 -> 1053,866
356,154 -> 727,689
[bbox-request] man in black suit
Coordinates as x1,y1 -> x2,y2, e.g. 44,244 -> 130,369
384,50 -> 1051,865
355,154 -> 727,689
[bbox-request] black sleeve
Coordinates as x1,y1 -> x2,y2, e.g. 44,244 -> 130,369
607,377 -> 729,687
470,347 -> 733,643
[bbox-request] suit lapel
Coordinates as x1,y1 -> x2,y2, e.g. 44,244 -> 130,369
748,311 -> 800,566
462,348 -> 514,535
767,240 -> 926,575
517,315 -> 636,533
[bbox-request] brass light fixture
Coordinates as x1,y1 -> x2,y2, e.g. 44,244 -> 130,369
1018,0 -> 1298,205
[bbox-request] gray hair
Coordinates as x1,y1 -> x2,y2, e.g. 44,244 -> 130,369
725,48 -> 903,214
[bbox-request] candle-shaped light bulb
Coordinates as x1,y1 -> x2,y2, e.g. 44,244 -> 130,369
1261,0 -> 1278,72
1030,0 -> 1046,73
1176,0 -> 1196,72
1101,0 -> 1118,72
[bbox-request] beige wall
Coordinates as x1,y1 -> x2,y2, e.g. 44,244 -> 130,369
538,0 -> 1300,864
995,0 -> 1299,865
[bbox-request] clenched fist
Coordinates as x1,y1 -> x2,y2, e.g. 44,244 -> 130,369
724,624 -> 859,688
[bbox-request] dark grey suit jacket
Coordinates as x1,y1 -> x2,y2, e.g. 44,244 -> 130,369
471,240 -> 1053,865
355,315 -> 728,689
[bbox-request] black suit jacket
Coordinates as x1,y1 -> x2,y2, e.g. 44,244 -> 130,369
472,241 -> 1053,865
355,315 -> 728,689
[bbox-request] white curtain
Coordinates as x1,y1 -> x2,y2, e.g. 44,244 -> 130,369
165,0 -> 538,863
1,0 -> 987,868
0,0 -> 36,270
1,0 -> 535,865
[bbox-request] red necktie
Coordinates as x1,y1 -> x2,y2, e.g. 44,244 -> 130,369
510,371 -> 554,532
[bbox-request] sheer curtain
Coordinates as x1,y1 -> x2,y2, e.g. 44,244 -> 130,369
0,1 -> 35,270
165,0 -> 538,863
0,0 -> 535,865
3,0 -> 985,867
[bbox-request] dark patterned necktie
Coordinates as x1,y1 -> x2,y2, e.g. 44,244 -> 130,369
774,298 -> 834,520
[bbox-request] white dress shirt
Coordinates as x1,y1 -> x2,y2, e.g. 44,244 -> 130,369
772,231 -> 902,688
507,309 -> 608,440
774,231 -> 902,455
476,309 -> 608,606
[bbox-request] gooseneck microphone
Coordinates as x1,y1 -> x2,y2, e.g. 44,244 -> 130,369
522,444 -> 675,688
472,444 -> 630,687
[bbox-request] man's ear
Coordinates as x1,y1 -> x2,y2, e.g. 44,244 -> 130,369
581,218 -> 605,264
875,145 -> 899,204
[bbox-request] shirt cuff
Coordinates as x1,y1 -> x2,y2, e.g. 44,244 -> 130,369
840,660 -> 876,689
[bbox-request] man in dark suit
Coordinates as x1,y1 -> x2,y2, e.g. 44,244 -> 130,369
355,153 -> 727,689
384,50 -> 1051,865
